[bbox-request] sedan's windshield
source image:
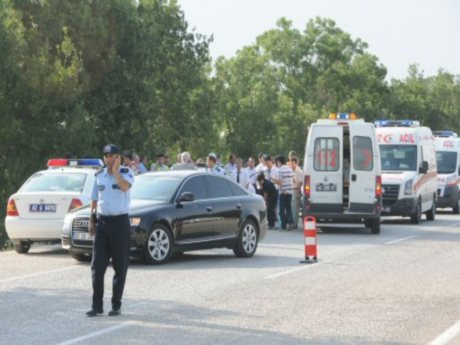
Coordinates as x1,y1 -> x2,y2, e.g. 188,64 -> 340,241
436,151 -> 458,174
380,145 -> 417,171
21,173 -> 87,192
131,175 -> 182,201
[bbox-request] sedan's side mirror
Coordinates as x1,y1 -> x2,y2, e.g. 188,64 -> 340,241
178,192 -> 194,203
419,161 -> 428,174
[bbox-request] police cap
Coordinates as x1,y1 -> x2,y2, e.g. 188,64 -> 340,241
102,144 -> 121,155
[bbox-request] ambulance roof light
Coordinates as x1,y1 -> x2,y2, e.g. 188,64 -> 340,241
328,112 -> 358,120
433,130 -> 458,138
374,119 -> 420,128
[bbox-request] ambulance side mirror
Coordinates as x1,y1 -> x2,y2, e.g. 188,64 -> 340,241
419,161 -> 428,174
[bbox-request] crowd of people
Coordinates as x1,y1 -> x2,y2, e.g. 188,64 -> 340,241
120,149 -> 304,231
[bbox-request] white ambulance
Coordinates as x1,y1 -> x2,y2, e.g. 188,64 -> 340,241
303,113 -> 382,234
375,120 -> 437,223
433,131 -> 460,213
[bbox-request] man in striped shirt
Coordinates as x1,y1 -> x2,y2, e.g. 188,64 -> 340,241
277,155 -> 295,230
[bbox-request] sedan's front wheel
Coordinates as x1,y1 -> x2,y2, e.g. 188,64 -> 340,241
233,219 -> 258,258
144,224 -> 173,265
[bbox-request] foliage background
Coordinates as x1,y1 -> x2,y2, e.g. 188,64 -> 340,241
1,0 -> 459,248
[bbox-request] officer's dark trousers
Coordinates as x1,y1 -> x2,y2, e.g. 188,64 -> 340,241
91,214 -> 130,311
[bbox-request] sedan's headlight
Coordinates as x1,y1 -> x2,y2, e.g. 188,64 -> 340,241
404,179 -> 413,196
130,217 -> 141,226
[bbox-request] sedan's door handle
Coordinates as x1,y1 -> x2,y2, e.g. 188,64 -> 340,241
236,204 -> 242,210
206,206 -> 213,212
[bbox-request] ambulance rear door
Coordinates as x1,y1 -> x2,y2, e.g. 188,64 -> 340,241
348,125 -> 378,213
309,125 -> 343,210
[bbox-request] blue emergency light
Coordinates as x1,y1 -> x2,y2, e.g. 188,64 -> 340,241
375,119 -> 420,128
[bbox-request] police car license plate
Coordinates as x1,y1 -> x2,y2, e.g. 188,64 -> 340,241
72,232 -> 93,241
29,204 -> 56,213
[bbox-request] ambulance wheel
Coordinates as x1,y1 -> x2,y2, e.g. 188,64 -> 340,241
426,196 -> 436,221
14,241 -> 31,254
410,200 -> 422,224
365,219 -> 380,234
453,197 -> 460,214
144,224 -> 173,265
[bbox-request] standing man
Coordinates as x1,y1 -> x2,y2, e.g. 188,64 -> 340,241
277,155 -> 295,230
290,156 -> 303,229
86,144 -> 135,317
244,157 -> 258,186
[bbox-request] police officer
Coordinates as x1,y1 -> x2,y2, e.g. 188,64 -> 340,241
86,144 -> 135,317
207,153 -> 226,176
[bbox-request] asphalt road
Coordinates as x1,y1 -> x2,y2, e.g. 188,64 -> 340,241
0,213 -> 459,345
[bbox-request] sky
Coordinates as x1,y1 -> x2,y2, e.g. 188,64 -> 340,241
177,0 -> 460,80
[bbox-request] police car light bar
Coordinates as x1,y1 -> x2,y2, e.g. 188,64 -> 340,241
328,112 -> 358,120
47,159 -> 104,168
374,119 -> 420,128
433,130 -> 458,138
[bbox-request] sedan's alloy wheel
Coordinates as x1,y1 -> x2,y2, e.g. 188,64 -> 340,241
242,223 -> 257,254
234,219 -> 258,258
147,228 -> 170,261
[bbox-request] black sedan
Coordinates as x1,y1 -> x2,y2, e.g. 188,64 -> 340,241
62,170 -> 268,264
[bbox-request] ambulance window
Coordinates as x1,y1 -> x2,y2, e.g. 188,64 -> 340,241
353,136 -> 373,171
313,138 -> 339,171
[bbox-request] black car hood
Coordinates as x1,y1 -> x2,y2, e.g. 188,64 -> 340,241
70,199 -> 169,217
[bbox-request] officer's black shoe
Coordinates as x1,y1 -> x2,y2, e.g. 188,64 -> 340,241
86,308 -> 103,317
108,309 -> 121,316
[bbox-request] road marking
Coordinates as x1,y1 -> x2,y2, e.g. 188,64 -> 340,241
448,221 -> 460,228
428,320 -> 460,345
0,266 -> 78,283
55,321 -> 134,345
265,263 -> 320,280
385,235 -> 416,245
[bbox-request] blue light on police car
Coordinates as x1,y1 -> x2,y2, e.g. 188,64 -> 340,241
75,159 -> 104,167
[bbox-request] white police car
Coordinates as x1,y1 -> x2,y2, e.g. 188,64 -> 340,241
5,158 -> 103,253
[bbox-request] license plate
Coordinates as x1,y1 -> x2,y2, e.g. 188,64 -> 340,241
29,204 -> 56,213
384,207 -> 391,212
72,232 -> 93,241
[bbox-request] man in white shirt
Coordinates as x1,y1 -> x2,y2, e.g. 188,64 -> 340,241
290,156 -> 303,229
255,152 -> 267,175
244,157 -> 258,187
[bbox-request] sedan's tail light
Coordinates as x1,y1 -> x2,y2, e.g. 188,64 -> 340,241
7,198 -> 19,216
68,198 -> 83,212
304,175 -> 311,197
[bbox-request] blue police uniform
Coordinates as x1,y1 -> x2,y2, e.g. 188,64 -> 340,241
209,165 -> 226,176
89,165 -> 134,315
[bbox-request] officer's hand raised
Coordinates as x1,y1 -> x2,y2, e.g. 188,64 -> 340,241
113,154 -> 121,172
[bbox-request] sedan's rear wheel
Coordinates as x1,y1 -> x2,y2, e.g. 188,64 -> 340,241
233,219 -> 258,258
144,224 -> 173,265
14,241 -> 31,254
